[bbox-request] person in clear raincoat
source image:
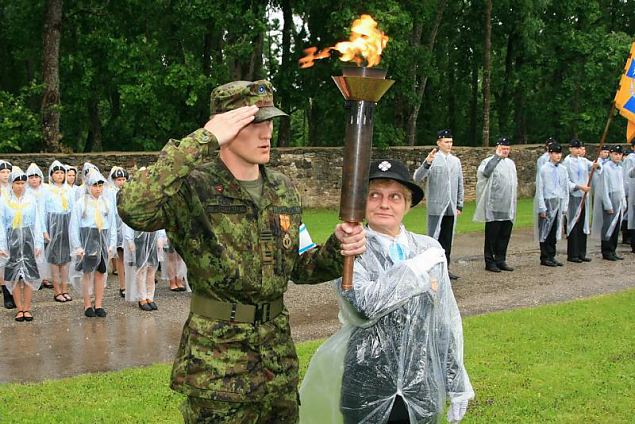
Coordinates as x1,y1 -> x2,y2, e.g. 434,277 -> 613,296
44,160 -> 75,303
123,225 -> 167,311
75,162 -> 100,202
0,160 -> 16,310
0,167 -> 45,322
535,142 -> 572,267
413,129 -> 464,280
562,139 -> 598,263
592,145 -> 627,260
69,170 -> 116,318
26,162 -> 52,289
163,236 -> 188,292
473,137 -> 517,273
108,166 -> 129,297
65,165 -> 80,199
621,142 -> 635,245
300,159 -> 473,424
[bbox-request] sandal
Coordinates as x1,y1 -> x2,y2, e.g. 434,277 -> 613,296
23,311 -> 33,322
15,311 -> 24,322
54,293 -> 67,303
42,281 -> 54,289
62,293 -> 72,301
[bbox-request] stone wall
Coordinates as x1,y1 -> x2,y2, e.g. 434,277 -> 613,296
3,145 -> 600,208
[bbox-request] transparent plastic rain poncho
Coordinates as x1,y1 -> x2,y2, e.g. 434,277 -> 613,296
107,167 -> 127,249
623,154 -> 635,230
123,225 -> 167,302
534,161 -> 571,242
473,155 -> 517,222
0,168 -> 45,291
413,153 -> 464,239
44,160 -> 74,265
592,160 -> 626,240
562,155 -> 596,235
74,162 -> 100,202
69,171 -> 117,293
159,237 -> 191,291
299,227 -> 473,424
26,162 -> 51,280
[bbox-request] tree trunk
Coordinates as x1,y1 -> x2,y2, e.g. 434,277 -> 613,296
406,0 -> 448,146
469,50 -> 479,146
84,96 -> 103,152
447,39 -> 456,135
41,0 -> 63,153
276,0 -> 293,147
481,0 -> 492,147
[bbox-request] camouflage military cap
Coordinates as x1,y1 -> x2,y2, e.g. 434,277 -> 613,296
210,80 -> 288,123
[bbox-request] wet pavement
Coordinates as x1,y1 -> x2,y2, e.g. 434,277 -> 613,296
1,228 -> 634,383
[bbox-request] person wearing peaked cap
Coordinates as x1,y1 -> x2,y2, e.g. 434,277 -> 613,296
562,139 -> 598,263
474,137 -> 518,272
116,79 -> 366,422
300,159 -> 473,424
108,166 -> 129,298
0,166 -> 45,322
592,145 -> 626,260
535,142 -> 571,267
622,143 -> 635,248
44,160 -> 75,303
413,129 -> 464,280
536,137 -> 557,181
69,169 -> 117,319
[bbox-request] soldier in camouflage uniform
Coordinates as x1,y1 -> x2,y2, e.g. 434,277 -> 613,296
117,80 -> 366,423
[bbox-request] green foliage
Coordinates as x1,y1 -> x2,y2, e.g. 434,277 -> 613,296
0,1 -> 634,151
0,84 -> 43,152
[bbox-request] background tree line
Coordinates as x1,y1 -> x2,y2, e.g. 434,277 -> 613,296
0,0 -> 633,153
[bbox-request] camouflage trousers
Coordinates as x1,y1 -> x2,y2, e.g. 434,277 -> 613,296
180,392 -> 299,424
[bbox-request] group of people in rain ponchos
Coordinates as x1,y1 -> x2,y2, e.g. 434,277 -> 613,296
0,159 -> 189,322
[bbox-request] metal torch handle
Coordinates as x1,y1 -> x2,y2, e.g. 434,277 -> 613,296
341,249 -> 355,291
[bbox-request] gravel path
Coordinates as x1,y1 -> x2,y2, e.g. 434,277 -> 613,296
1,228 -> 633,383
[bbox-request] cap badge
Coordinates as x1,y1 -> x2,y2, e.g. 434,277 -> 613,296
257,85 -> 266,94
378,161 -> 391,172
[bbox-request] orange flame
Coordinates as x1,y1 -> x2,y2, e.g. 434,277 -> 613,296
299,15 -> 389,69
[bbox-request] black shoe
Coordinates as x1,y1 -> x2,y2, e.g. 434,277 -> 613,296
94,308 -> 107,317
615,255 -> 624,260
485,264 -> 501,273
553,260 -> 564,266
2,285 -> 16,310
602,255 -> 618,261
84,307 -> 96,317
138,302 -> 152,311
119,289 -> 126,298
448,272 -> 459,280
567,258 -> 583,263
149,302 -> 158,311
580,257 -> 592,262
497,262 -> 514,271
541,260 -> 557,267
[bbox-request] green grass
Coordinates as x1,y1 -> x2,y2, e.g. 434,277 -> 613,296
1,289 -> 633,423
304,197 -> 535,243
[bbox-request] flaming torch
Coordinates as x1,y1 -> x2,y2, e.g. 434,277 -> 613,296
300,15 -> 394,290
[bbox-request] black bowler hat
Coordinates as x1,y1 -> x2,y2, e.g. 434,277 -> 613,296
496,137 -> 511,146
609,145 -> 624,154
548,143 -> 562,153
368,159 -> 424,207
437,129 -> 452,139
569,138 -> 584,148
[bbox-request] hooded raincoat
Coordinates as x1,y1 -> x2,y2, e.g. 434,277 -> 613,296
44,160 -> 74,265
562,155 -> 596,235
0,167 -> 45,291
299,227 -> 473,424
123,225 -> 167,302
534,161 -> 571,242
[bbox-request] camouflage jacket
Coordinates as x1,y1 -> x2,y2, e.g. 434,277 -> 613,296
117,128 -> 343,402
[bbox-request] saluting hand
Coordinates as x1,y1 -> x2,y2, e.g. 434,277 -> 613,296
335,222 -> 366,257
425,148 -> 437,164
203,105 -> 259,146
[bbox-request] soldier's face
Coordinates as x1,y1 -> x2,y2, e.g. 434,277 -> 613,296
226,120 -> 273,165
366,180 -> 408,237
